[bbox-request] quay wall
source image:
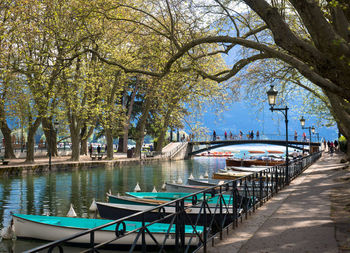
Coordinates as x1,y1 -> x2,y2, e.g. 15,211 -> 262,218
0,156 -> 172,176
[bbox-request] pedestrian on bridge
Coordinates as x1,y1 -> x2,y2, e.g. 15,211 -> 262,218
303,132 -> 307,141
294,130 -> 298,141
213,130 -> 216,141
229,131 -> 233,140
256,130 -> 259,139
224,131 -> 227,140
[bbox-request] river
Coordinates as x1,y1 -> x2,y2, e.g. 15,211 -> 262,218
0,156 -> 227,252
0,144 -> 285,252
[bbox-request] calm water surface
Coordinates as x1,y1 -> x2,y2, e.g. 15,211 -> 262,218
0,157 -> 226,252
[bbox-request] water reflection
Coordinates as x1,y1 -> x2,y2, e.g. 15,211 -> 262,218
0,157 -> 226,252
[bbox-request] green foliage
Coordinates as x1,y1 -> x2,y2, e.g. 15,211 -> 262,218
339,135 -> 347,153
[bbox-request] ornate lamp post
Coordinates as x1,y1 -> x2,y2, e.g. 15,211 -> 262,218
267,85 -> 289,184
299,116 -> 313,153
311,126 -> 319,142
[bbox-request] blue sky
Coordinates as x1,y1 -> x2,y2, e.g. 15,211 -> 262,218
199,100 -> 338,142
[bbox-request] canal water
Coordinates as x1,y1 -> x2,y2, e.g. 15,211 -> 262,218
0,157 -> 227,252
0,144 -> 285,252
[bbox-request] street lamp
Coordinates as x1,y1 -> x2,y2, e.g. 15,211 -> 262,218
266,85 -> 289,184
49,120 -> 59,170
299,116 -> 313,152
311,126 -> 320,143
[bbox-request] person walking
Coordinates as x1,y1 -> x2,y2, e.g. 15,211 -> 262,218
256,130 -> 260,139
251,130 -> 254,139
213,130 -> 216,141
334,140 -> 338,151
229,131 -> 233,140
97,145 -> 101,154
224,131 -> 227,140
294,130 -> 298,141
303,132 -> 307,141
239,130 -> 243,139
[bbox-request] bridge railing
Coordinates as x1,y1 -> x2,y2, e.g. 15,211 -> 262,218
24,152 -> 322,253
192,133 -> 320,142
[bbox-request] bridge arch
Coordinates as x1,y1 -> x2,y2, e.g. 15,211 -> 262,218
187,139 -> 320,156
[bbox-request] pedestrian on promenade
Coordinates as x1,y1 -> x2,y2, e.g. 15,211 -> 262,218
327,140 -> 331,150
239,130 -> 243,139
213,130 -> 216,141
251,130 -> 254,139
97,145 -> 101,154
330,141 -> 334,155
323,139 -> 326,150
303,132 -> 307,141
248,131 -> 251,139
292,149 -> 298,160
256,130 -> 259,139
334,140 -> 338,150
294,130 -> 298,141
229,131 -> 233,139
224,131 -> 227,140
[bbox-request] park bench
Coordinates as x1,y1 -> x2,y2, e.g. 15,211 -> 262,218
0,157 -> 9,165
90,153 -> 104,160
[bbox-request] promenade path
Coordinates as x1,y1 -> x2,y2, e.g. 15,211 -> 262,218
207,152 -> 350,253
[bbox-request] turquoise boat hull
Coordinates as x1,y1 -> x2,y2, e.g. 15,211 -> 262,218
12,214 -> 203,246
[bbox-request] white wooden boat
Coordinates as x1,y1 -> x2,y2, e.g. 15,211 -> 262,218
12,214 -> 202,246
165,182 -> 211,193
225,166 -> 269,173
187,178 -> 226,187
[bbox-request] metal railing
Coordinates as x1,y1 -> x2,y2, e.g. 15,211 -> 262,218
24,152 -> 322,253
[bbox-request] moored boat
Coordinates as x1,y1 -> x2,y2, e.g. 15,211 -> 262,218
165,182 -> 211,193
96,202 -> 236,226
226,157 -> 284,167
115,192 -> 236,208
187,178 -> 223,187
212,171 -> 253,180
12,214 -> 203,246
226,166 -> 269,173
248,150 -> 265,154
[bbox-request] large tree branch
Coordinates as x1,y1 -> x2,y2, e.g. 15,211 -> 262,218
90,35 -> 348,99
192,53 -> 271,82
243,0 -> 325,65
288,0 -> 350,57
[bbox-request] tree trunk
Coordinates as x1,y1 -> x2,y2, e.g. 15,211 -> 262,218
68,113 -> 81,161
42,118 -> 58,157
105,128 -> 114,159
0,122 -> 15,159
70,128 -> 80,161
80,139 -> 88,155
25,118 -> 41,163
0,104 -> 15,158
80,125 -> 88,155
123,84 -> 138,153
156,110 -> 172,152
117,138 -> 124,152
133,98 -> 151,158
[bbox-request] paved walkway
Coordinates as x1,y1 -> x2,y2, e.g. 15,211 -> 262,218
207,152 -> 350,253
